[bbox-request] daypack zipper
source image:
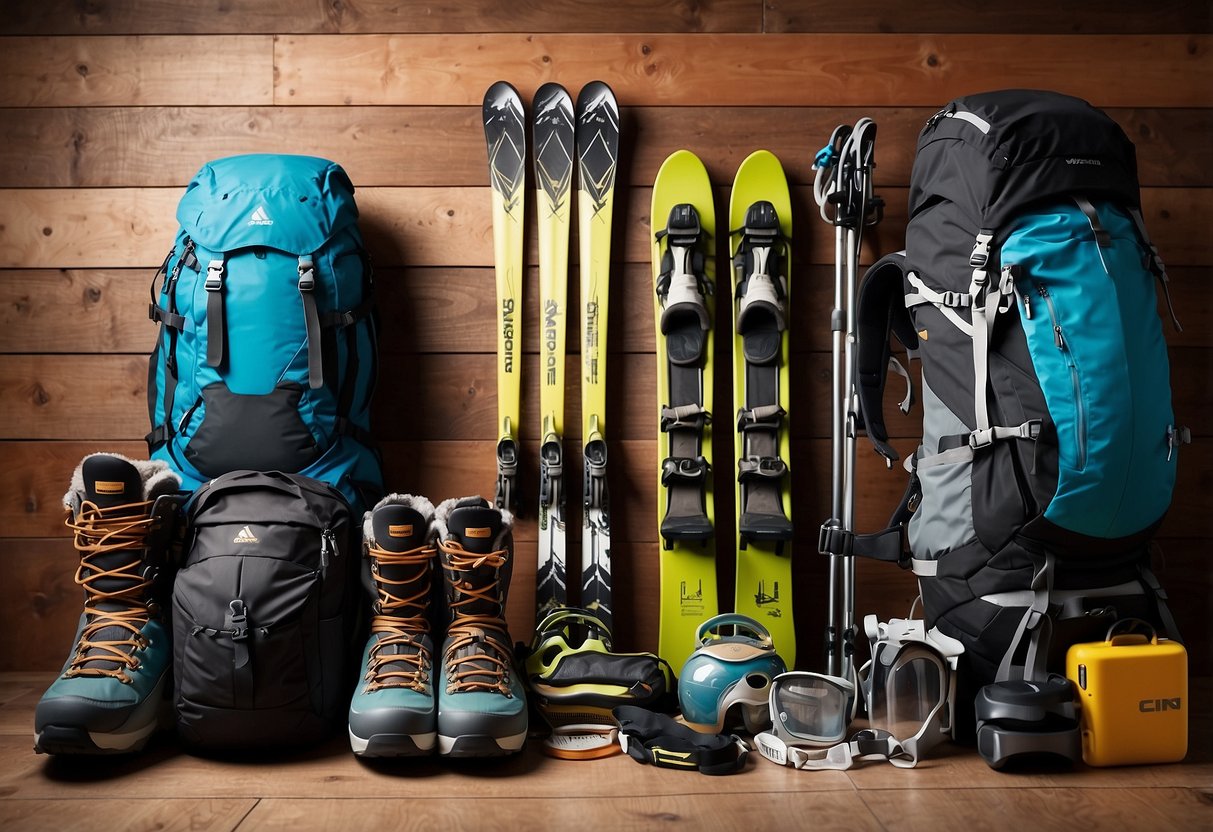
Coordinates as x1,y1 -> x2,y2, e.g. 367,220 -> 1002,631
1036,283 -> 1087,470
320,527 -> 337,578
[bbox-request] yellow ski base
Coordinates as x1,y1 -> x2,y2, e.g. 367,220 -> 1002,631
651,150 -> 719,673
729,150 -> 796,668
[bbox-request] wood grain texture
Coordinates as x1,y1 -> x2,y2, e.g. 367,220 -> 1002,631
4,264 -> 1211,355
765,1 -> 1213,34
2,186 -> 1210,269
3,348 -> 1209,443
0,798 -> 259,832
0,0 -> 761,35
0,37 -> 273,107
274,34 -> 1213,108
4,106 -> 1209,188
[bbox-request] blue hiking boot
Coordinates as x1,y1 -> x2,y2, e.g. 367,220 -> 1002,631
434,497 -> 527,757
34,454 -> 181,755
348,494 -> 438,757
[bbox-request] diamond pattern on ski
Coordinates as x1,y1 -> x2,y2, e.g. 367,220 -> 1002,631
483,82 -> 526,512
576,82 -> 619,633
533,83 -> 574,622
651,150 -> 718,672
729,150 -> 795,667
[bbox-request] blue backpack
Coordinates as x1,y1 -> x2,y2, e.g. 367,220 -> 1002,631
847,91 -> 1186,712
147,154 -> 382,510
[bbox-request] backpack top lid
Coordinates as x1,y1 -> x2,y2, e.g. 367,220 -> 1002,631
909,89 -> 1141,229
176,154 -> 359,255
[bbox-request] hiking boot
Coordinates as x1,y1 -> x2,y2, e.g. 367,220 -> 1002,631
34,454 -> 181,755
348,494 -> 438,757
434,497 -> 527,757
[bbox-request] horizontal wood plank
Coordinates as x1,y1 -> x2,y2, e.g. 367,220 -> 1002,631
0,0 -> 761,35
3,106 -> 1209,189
2,35 -> 1177,114
3,264 -> 1210,356
274,34 -> 1213,108
3,349 -> 1209,443
765,1 -> 1213,33
0,37 -> 273,107
0,798 -> 258,832
1,186 -> 1209,269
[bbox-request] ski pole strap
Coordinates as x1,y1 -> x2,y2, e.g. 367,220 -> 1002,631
613,706 -> 749,775
818,470 -> 919,567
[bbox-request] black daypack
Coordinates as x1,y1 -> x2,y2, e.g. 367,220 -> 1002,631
850,91 -> 1184,720
173,471 -> 360,750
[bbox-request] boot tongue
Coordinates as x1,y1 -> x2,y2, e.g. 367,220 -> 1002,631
447,497 -> 502,555
372,504 -> 428,553
82,455 -> 144,511
75,456 -> 151,674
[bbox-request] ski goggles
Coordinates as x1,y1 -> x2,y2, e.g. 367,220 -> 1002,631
861,623 -> 957,768
756,617 -> 961,770
755,672 -> 906,771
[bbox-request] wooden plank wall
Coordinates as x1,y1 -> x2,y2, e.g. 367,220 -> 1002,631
1,2 -> 1210,676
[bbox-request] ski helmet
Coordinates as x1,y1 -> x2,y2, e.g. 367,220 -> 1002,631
679,614 -> 787,733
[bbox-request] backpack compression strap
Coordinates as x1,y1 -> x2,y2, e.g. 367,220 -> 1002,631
613,706 -> 749,775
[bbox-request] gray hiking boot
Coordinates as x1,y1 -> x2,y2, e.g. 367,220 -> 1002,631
434,496 -> 527,757
348,494 -> 438,757
34,454 -> 180,755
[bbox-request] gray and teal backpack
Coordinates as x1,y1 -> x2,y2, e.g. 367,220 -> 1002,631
147,154 -> 382,511
848,91 -> 1187,715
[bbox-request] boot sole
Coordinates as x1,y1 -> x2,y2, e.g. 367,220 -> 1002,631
438,730 -> 526,758
349,728 -> 436,757
34,673 -> 169,755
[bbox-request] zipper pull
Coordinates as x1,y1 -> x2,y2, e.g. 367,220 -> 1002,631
1023,292 -> 1032,319
1053,325 -> 1065,350
320,528 -> 337,575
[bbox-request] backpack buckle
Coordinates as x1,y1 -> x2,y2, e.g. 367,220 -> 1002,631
205,260 -> 224,291
297,259 -> 316,292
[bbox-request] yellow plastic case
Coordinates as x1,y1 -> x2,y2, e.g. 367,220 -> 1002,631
1065,621 -> 1187,767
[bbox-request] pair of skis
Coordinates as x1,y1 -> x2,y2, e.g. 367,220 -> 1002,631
812,119 -> 884,688
652,150 -> 795,672
482,81 -> 620,632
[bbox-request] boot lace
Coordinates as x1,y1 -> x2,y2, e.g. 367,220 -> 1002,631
364,543 -> 434,693
64,499 -> 156,682
439,540 -> 512,696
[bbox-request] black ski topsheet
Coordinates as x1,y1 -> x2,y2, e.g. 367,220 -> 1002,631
575,81 -> 619,632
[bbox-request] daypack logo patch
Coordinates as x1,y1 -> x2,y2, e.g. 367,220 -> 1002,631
233,525 -> 260,544
248,205 -> 274,226
1065,158 -> 1102,166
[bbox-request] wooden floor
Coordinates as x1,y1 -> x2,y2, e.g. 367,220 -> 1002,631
0,673 -> 1208,831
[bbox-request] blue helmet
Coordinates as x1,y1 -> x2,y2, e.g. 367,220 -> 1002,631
679,614 -> 788,733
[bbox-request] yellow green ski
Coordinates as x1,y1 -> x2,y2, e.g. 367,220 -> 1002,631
651,150 -> 718,671
534,82 -> 574,619
482,81 -> 526,512
575,81 -> 619,631
728,150 -> 795,667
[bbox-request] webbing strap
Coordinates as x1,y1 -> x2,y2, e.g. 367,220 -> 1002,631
613,706 -> 749,775
1073,196 -> 1110,247
148,302 -> 186,330
968,232 -> 997,436
819,469 -> 919,566
298,258 -> 323,390
225,599 -> 255,709
205,259 -> 225,368
996,552 -> 1054,682
854,253 -> 918,464
320,296 -> 376,329
969,419 -> 1042,450
1126,207 -> 1182,333
1139,564 -> 1182,643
